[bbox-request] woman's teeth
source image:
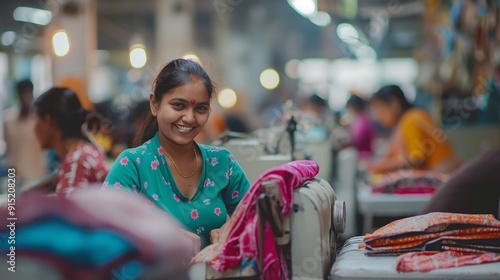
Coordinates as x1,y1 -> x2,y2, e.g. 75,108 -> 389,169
175,125 -> 193,131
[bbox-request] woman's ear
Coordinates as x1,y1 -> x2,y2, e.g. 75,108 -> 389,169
44,115 -> 56,128
389,97 -> 400,111
149,94 -> 158,117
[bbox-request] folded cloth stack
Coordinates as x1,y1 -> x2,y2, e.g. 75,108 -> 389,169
371,171 -> 448,194
362,212 -> 500,272
191,160 -> 320,280
0,189 -> 194,280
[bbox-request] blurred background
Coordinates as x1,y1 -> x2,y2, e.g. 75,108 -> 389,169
0,0 -> 499,179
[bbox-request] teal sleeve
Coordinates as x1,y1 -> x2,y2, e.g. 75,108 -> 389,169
224,153 -> 251,215
102,151 -> 140,193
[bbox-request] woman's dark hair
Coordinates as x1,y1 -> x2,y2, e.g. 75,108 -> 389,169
308,94 -> 328,108
133,59 -> 215,146
34,87 -> 95,140
346,94 -> 367,112
16,79 -> 33,94
371,85 -> 413,111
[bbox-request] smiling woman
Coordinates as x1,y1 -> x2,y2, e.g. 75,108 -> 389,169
103,59 -> 251,249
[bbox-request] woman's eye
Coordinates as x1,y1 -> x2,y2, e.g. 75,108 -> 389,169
172,103 -> 184,109
196,106 -> 208,112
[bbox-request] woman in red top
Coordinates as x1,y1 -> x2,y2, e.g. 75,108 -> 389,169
33,87 -> 109,197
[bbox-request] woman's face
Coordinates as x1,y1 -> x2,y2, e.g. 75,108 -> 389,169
370,98 -> 400,128
34,114 -> 55,149
151,80 -> 211,146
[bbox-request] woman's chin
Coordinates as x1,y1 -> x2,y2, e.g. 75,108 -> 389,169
170,135 -> 196,146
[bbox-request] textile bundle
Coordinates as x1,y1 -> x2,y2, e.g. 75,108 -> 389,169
363,212 -> 500,272
0,189 -> 193,280
371,171 -> 448,194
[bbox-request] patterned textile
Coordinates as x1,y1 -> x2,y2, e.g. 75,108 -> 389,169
370,171 -> 448,194
191,160 -> 320,280
363,212 -> 500,272
56,142 -> 109,197
397,251 -> 500,272
0,188 -> 193,280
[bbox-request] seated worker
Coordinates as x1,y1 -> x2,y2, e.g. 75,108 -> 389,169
345,94 -> 375,159
103,59 -> 251,248
422,149 -> 500,218
366,85 -> 461,174
33,88 -> 110,197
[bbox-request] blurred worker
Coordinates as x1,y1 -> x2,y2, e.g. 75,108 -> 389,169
366,85 -> 461,174
3,80 -> 47,183
345,94 -> 375,159
301,94 -> 332,142
33,87 -> 109,197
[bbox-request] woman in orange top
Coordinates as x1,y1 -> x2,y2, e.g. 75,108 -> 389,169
367,85 -> 461,174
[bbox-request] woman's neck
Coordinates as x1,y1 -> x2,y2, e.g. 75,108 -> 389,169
158,135 -> 196,163
54,137 -> 86,160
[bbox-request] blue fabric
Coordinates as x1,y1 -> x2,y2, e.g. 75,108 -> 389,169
111,260 -> 146,280
0,217 -> 137,267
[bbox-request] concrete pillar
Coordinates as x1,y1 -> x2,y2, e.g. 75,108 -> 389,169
155,0 -> 195,65
46,0 -> 96,110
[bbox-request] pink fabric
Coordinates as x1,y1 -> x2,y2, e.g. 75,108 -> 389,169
349,114 -> 375,158
192,160 -> 319,279
397,251 -> 500,272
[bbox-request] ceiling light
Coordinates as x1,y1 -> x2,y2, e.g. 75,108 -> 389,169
218,88 -> 238,109
129,44 -> 147,68
260,68 -> 280,90
337,23 -> 359,44
288,0 -> 317,17
52,30 -> 70,57
13,7 -> 52,26
310,11 -> 331,27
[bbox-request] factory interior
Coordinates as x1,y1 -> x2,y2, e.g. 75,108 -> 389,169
0,0 -> 500,279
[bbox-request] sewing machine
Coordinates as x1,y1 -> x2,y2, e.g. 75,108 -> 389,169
189,178 -> 346,279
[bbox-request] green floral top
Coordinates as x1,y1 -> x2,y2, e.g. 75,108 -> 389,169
103,133 -> 250,247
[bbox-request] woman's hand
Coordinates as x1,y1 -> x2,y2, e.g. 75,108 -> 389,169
210,228 -> 222,244
210,222 -> 229,244
178,228 -> 201,255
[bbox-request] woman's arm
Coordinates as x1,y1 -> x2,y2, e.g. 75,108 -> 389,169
366,128 -> 412,173
209,151 -> 251,244
222,153 -> 251,215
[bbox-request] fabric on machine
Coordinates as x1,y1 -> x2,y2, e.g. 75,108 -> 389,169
191,160 -> 320,280
370,171 -> 448,194
362,212 -> 500,272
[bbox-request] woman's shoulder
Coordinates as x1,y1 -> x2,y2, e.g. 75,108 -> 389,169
114,142 -> 159,163
198,144 -> 231,156
198,144 -> 235,163
402,107 -> 432,123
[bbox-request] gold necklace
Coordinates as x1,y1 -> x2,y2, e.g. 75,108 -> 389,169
162,143 -> 198,179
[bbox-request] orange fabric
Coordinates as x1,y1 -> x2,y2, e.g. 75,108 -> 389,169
368,228 -> 500,249
364,213 -> 500,272
363,213 -> 500,254
365,213 -> 500,242
396,108 -> 455,170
